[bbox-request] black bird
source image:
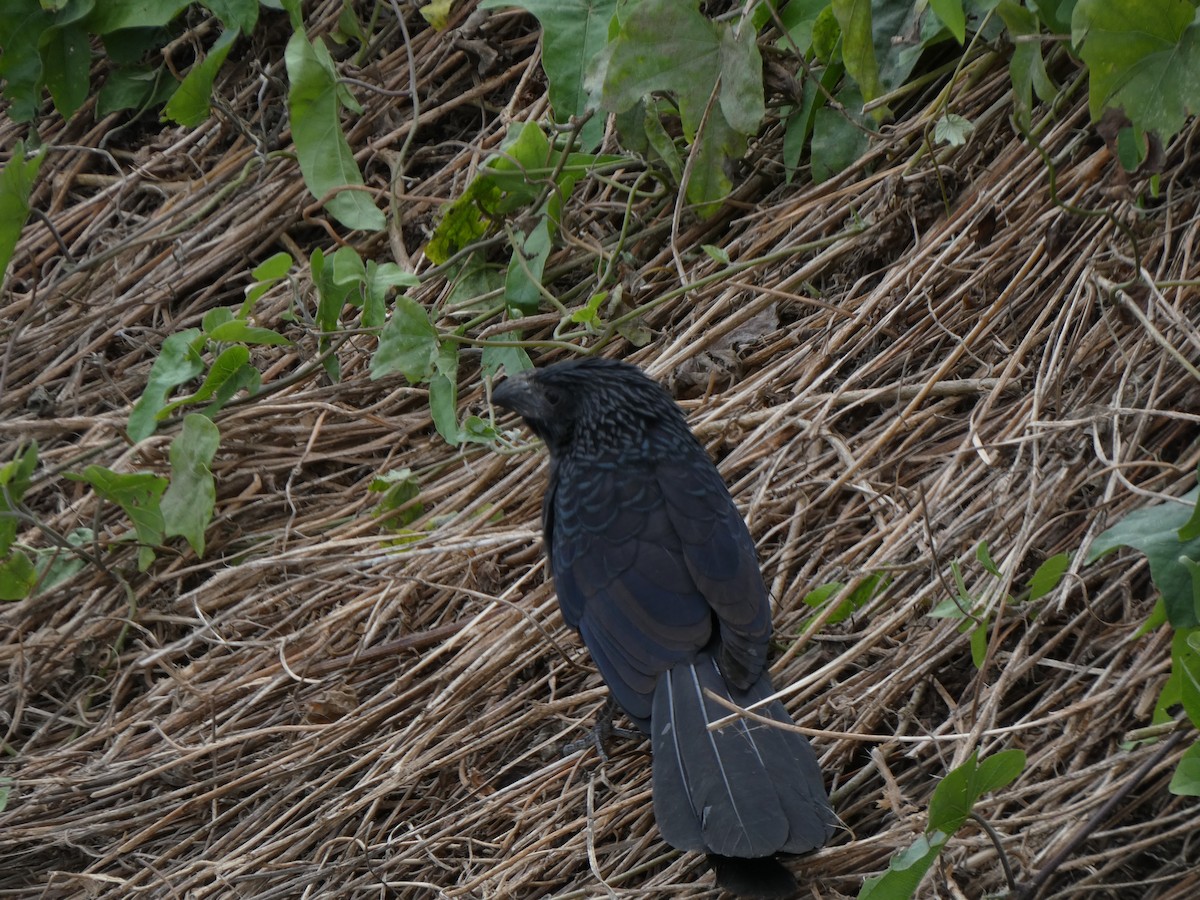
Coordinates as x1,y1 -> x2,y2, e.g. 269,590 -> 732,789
493,357 -> 836,897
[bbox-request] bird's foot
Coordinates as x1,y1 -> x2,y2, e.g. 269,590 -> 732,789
564,695 -> 639,761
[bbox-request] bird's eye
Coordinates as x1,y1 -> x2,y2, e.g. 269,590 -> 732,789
543,386 -> 564,406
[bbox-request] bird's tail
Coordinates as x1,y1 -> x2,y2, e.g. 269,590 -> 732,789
650,652 -> 834,893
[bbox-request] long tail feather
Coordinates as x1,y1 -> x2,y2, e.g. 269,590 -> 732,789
651,653 -> 835,861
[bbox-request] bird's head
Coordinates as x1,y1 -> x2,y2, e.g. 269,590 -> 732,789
492,358 -> 676,457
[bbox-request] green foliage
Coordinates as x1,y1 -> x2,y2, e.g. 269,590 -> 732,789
163,26 -> 238,126
34,528 -> 94,593
996,0 -> 1057,125
67,466 -> 169,572
0,141 -> 46,283
480,0 -> 617,149
370,468 -> 424,528
586,0 -> 764,212
161,415 -> 220,556
285,30 -> 385,232
426,122 -> 621,266
127,276 -> 291,443
63,417 -> 220,572
1087,481 -> 1200,628
0,444 -> 40,600
1169,741 -> 1200,796
1072,0 -> 1200,165
859,749 -> 1026,899
929,543 -> 1071,668
802,573 -> 891,628
1085,472 -> 1200,796
0,0 -> 259,123
312,245 -> 419,380
1152,627 -> 1200,796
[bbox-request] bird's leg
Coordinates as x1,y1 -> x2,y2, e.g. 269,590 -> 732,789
565,694 -> 640,761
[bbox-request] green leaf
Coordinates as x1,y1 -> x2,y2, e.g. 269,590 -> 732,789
96,64 -> 175,116
1135,597 -> 1169,638
933,113 -> 974,146
479,0 -> 617,149
0,0 -> 51,122
929,0 -> 966,44
418,0 -> 454,29
811,85 -> 869,183
481,340 -> 533,379
0,442 -> 39,555
163,27 -> 238,126
1168,741 -> 1200,796
0,141 -> 46,281
203,307 -> 235,334
461,415 -> 501,445
594,0 -> 720,129
803,574 -> 890,628
32,527 -> 94,593
425,179 -> 500,264
202,0 -> 259,32
1087,485 -> 1200,627
643,103 -> 683,181
285,31 -> 385,231
311,245 -> 363,380
40,22 -> 91,118
1072,0 -> 1200,143
832,0 -> 882,106
928,749 -> 1025,835
429,340 -> 460,445
0,549 -> 37,601
84,1 -> 190,33
504,216 -> 553,314
157,344 -> 251,418
372,468 -> 424,525
206,320 -> 292,346
1028,552 -> 1071,602
702,244 -> 731,265
687,110 -> 743,213
370,467 -> 423,526
364,261 -> 420,329
200,363 -> 259,417
969,618 -> 989,669
370,296 -> 439,382
67,465 -> 168,571
242,251 -> 294,314
569,291 -> 608,326
976,541 -> 1001,578
997,0 -> 1055,126
251,250 -> 294,283
973,749 -> 1027,796
858,832 -> 943,899
928,596 -> 969,619
717,19 -> 766,136
927,752 -> 976,835
127,328 -> 206,442
1180,472 -> 1200,540
775,0 -> 827,55
481,122 -> 552,211
161,414 -> 219,555
1173,627 -> 1200,728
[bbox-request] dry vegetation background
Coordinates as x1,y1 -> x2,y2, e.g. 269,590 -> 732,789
3,2 -> 1200,898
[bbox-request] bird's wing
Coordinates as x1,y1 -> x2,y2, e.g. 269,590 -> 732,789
548,440 -> 772,724
549,456 -> 714,726
656,447 -> 772,688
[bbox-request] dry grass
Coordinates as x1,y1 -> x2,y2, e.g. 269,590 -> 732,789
3,3 -> 1200,898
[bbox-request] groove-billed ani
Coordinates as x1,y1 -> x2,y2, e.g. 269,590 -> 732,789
493,358 -> 836,897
